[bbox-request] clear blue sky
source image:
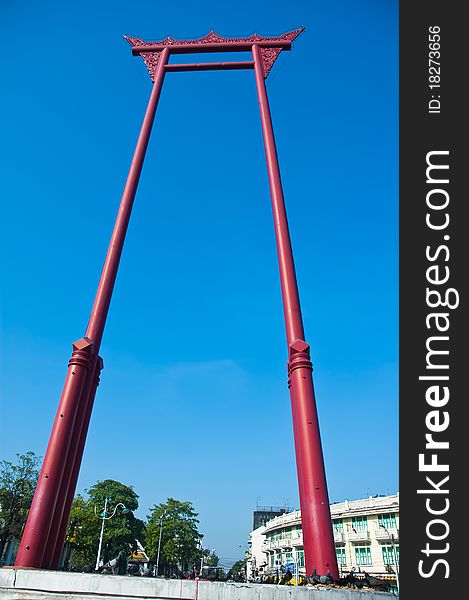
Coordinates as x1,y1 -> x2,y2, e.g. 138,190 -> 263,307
0,0 -> 397,567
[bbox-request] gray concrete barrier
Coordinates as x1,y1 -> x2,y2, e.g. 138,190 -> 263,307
1,568 -> 395,600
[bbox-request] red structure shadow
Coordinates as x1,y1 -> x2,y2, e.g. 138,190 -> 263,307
14,29 -> 338,580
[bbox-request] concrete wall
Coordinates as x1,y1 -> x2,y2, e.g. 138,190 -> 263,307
1,568 -> 395,600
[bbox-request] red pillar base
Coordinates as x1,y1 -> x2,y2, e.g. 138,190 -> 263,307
14,338 -> 94,568
288,340 -> 338,580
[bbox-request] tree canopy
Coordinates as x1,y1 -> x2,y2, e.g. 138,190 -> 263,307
0,452 -> 40,561
66,479 -> 145,569
146,498 -> 202,574
1,454 -> 210,576
203,549 -> 219,566
231,558 -> 247,578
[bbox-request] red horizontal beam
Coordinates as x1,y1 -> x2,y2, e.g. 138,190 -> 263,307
131,39 -> 292,55
165,61 -> 254,72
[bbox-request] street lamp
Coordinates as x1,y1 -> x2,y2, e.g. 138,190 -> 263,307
292,547 -> 299,585
94,498 -> 129,571
239,545 -> 250,581
155,511 -> 166,577
379,524 -> 399,593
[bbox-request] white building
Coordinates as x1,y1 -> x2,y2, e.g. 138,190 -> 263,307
248,494 -> 399,581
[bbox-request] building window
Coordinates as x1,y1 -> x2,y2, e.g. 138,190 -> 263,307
333,519 -> 344,533
378,513 -> 397,530
297,551 -> 304,568
382,545 -> 400,565
352,516 -> 368,532
336,547 -> 347,567
285,551 -> 293,563
355,546 -> 372,566
285,528 -> 292,540
270,554 -> 275,567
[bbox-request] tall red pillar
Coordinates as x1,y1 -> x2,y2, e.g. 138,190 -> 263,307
252,44 -> 338,579
14,47 -> 170,570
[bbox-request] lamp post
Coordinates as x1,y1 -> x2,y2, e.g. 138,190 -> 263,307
293,547 -> 299,585
239,544 -> 250,581
155,511 -> 166,577
94,499 -> 129,571
198,541 -> 203,576
379,524 -> 399,593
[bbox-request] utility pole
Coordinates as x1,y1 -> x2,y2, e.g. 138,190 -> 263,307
380,524 -> 399,593
155,511 -> 165,576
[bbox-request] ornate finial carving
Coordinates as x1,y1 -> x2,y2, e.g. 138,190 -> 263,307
124,28 -> 304,80
259,47 -> 282,77
124,36 -> 162,82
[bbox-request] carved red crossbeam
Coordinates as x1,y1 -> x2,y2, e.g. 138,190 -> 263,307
165,61 -> 254,72
124,28 -> 304,80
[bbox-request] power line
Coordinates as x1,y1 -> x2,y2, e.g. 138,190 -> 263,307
266,47 -> 294,88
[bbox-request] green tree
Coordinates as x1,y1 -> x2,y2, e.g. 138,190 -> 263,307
231,558 -> 247,578
204,549 -> 219,566
0,452 -> 40,561
146,498 -> 202,574
66,479 -> 145,570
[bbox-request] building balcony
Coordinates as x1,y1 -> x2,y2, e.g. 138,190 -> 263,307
290,535 -> 303,547
347,531 -> 370,542
261,541 -> 276,552
333,532 -> 344,543
375,528 -> 399,542
262,510 -> 302,534
262,536 -> 303,552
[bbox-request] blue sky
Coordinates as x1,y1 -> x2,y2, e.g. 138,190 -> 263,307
0,0 -> 398,567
